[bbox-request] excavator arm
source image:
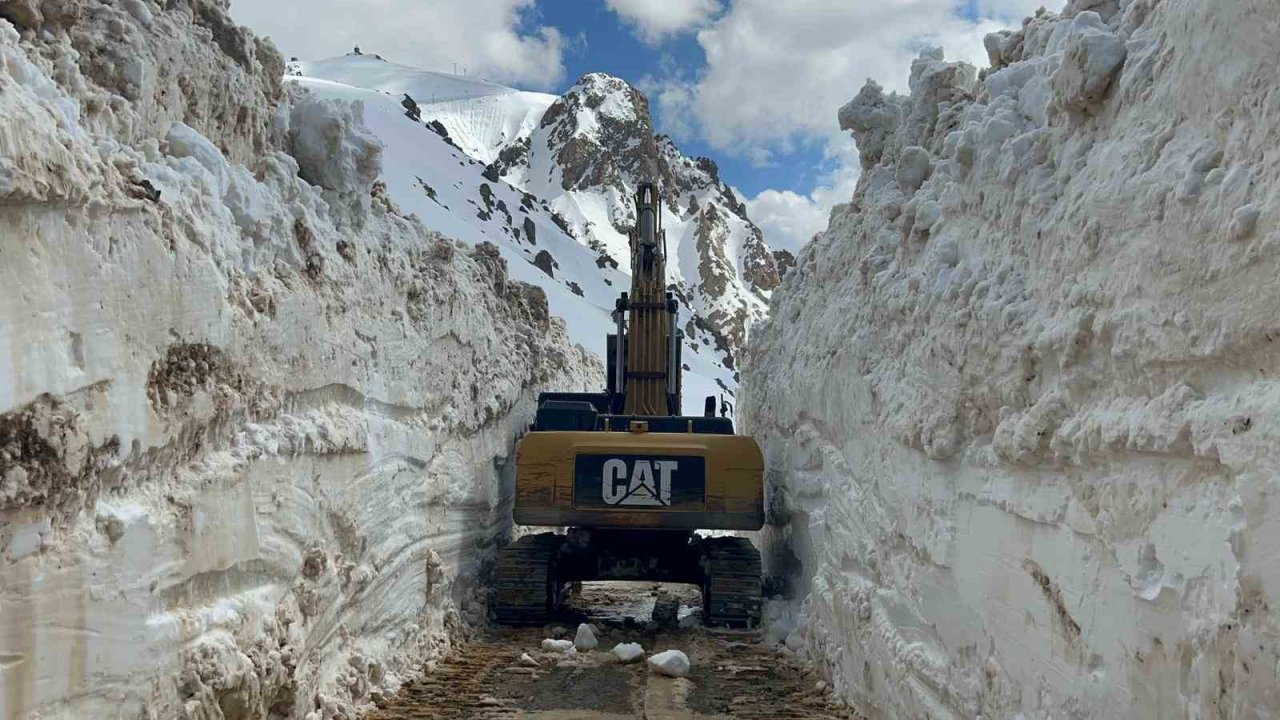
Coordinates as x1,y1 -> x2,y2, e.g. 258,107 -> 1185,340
612,183 -> 682,416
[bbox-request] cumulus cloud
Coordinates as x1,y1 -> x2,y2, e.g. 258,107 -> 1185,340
639,78 -> 700,140
974,0 -> 1052,21
678,0 -> 1023,156
230,0 -> 566,89
605,0 -> 723,44
746,134 -> 861,253
649,0 -> 1041,251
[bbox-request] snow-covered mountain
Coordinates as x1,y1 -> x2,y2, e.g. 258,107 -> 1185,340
289,55 -> 782,408
505,72 -> 781,360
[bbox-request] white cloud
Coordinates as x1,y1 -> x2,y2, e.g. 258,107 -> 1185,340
230,0 -> 566,89
650,0 -> 1038,249
638,77 -> 700,140
680,0 -> 1019,155
976,0 -> 1054,21
605,0 -> 723,45
746,133 -> 861,253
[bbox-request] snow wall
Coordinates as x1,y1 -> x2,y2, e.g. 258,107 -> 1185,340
743,0 -> 1280,717
0,2 -> 597,718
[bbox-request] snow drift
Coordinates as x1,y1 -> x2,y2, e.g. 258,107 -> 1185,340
0,2 -> 595,719
744,0 -> 1280,717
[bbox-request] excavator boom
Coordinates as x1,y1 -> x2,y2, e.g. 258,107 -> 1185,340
621,183 -> 678,416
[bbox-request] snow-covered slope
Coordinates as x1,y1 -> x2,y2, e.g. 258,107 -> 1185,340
745,0 -> 1280,717
293,57 -> 780,406
285,75 -> 625,361
0,3 -> 596,719
292,55 -> 556,166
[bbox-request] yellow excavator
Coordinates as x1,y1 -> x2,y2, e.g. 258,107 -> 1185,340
493,182 -> 765,628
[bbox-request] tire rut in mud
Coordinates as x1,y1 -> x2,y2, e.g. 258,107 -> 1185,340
364,623 -> 860,719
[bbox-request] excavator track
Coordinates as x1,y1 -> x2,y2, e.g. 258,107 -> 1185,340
365,640 -> 519,720
702,537 -> 762,629
368,620 -> 864,719
492,532 -> 562,625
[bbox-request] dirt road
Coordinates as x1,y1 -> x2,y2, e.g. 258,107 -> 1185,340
365,584 -> 859,720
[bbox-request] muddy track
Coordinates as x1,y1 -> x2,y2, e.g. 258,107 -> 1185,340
366,585 -> 861,720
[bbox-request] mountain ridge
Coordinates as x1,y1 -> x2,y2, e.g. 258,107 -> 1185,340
292,54 -> 779,389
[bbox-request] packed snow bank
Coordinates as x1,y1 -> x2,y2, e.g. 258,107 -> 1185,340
0,3 -> 596,719
744,1 -> 1280,717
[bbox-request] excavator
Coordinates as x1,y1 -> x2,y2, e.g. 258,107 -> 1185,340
493,182 -> 765,629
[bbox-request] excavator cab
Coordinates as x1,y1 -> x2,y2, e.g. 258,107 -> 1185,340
494,183 -> 764,628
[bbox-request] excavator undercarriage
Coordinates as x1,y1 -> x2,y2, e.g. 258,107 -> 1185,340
493,183 -> 764,628
494,531 -> 762,629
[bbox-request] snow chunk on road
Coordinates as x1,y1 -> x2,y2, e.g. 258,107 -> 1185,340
519,653 -> 540,667
612,643 -> 645,664
646,650 -> 690,677
573,623 -> 598,651
541,639 -> 574,653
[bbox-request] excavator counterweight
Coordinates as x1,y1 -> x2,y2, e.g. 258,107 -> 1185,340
493,182 -> 764,629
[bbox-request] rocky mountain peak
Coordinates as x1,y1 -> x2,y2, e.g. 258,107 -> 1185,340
566,72 -> 646,122
536,72 -> 658,197
473,70 -> 781,366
